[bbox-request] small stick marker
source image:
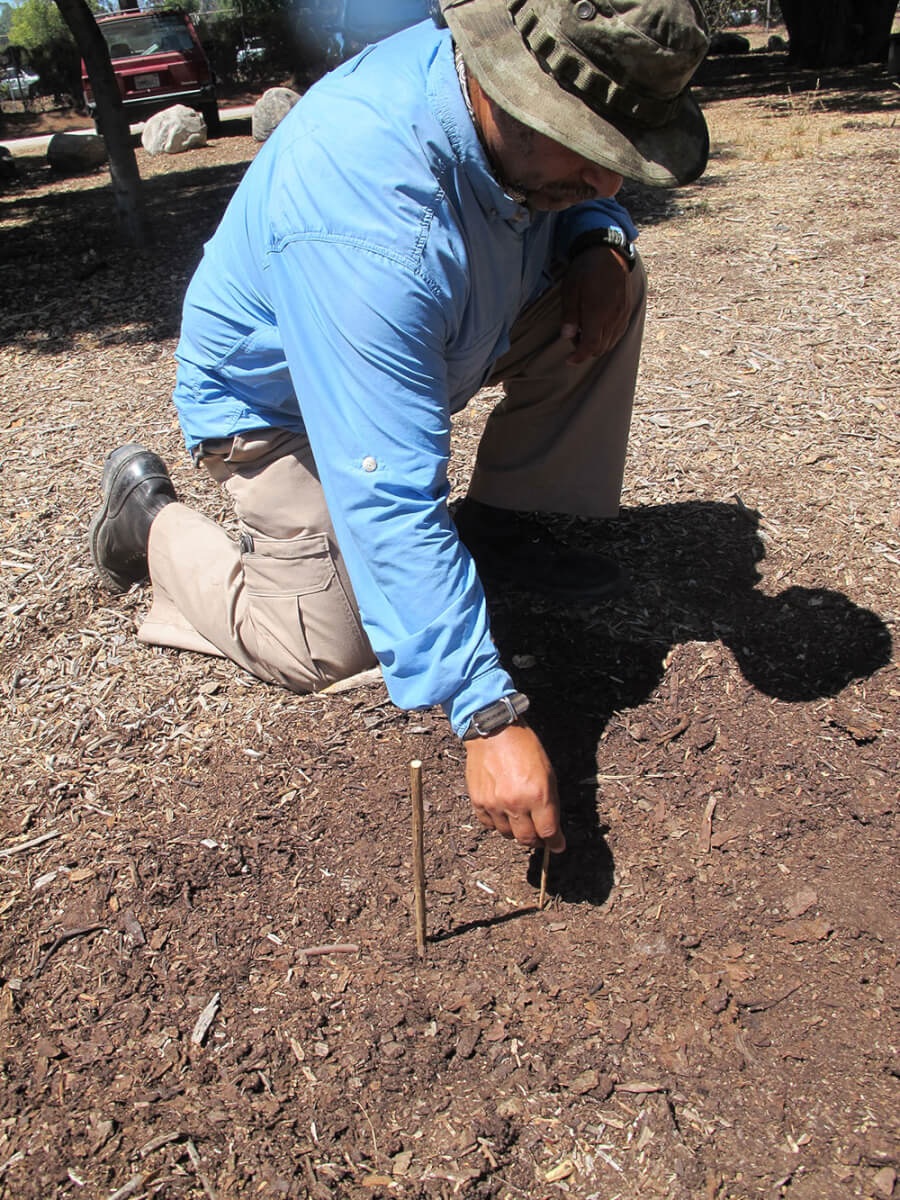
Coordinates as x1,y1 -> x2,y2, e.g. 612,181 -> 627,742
539,845 -> 550,910
410,760 -> 427,958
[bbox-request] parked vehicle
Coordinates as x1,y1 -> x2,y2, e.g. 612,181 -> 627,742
0,66 -> 40,101
82,9 -> 219,134
236,37 -> 266,70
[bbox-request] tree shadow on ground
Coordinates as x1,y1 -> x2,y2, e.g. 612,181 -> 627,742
694,53 -> 900,112
0,155 -> 252,351
488,499 -> 893,907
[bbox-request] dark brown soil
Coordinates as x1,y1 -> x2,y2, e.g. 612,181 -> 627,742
0,62 -> 898,1200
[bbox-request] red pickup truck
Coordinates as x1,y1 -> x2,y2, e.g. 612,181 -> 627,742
83,9 -> 219,134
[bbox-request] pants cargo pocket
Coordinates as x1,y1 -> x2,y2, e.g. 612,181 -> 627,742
240,531 -> 374,691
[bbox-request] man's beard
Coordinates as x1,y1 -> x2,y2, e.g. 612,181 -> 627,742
520,182 -> 598,208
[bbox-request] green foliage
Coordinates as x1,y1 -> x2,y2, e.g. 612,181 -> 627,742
158,0 -> 202,14
10,0 -> 72,49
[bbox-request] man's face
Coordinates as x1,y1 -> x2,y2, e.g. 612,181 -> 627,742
469,77 -> 624,211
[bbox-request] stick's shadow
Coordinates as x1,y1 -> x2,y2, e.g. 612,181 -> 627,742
428,904 -> 537,944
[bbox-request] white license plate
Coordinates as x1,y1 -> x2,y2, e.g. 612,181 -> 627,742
134,73 -> 160,90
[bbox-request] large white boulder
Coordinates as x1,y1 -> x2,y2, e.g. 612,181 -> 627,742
141,104 -> 208,156
252,87 -> 300,142
47,132 -> 108,174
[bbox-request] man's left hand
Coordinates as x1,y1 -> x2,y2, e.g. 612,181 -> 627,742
560,245 -> 636,364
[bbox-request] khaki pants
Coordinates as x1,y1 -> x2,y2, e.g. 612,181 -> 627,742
138,261 -> 646,690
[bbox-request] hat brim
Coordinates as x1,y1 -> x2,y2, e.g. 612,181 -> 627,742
444,0 -> 709,187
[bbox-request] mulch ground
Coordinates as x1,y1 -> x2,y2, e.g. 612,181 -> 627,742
0,58 -> 898,1200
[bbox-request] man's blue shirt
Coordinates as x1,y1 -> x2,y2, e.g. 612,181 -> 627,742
173,20 -> 636,734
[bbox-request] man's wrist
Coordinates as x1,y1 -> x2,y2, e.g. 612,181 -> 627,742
461,692 -> 530,740
569,227 -> 637,271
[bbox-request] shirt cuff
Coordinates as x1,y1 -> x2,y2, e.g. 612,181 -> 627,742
556,203 -> 639,257
443,664 -> 518,739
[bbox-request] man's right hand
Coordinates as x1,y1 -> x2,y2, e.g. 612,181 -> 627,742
464,722 -> 565,853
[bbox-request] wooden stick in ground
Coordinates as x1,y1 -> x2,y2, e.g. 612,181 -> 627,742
539,845 -> 550,910
410,759 -> 427,958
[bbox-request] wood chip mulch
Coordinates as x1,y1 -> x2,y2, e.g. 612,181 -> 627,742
1,61 -> 898,1200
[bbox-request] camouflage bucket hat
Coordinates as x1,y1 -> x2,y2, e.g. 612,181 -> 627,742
441,0 -> 711,186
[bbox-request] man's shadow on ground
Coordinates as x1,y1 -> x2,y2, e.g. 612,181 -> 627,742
485,500 -> 893,907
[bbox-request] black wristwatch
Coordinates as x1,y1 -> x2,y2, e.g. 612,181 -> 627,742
461,692 -> 530,740
569,227 -> 637,271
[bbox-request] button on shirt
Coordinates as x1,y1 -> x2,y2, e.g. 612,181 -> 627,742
173,20 -> 637,736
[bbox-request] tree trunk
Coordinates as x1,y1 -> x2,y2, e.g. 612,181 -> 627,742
53,0 -> 148,247
780,0 -> 898,67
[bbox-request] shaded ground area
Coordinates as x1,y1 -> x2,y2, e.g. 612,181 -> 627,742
1,64 -> 898,1200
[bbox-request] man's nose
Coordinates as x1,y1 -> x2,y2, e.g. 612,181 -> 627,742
582,165 -> 624,197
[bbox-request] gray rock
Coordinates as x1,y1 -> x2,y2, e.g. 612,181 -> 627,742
47,131 -> 108,174
252,86 -> 300,142
0,146 -> 16,182
141,104 -> 208,155
708,31 -> 751,55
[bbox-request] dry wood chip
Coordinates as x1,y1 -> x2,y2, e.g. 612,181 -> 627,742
699,795 -> 718,853
772,918 -> 832,943
108,1174 -> 148,1200
455,1027 -> 481,1059
138,1130 -> 183,1159
709,828 -> 741,849
785,887 -> 818,919
190,992 -> 221,1046
544,1159 -> 575,1183
616,1081 -> 667,1094
67,867 -> 96,883
186,1140 -> 219,1200
827,702 -> 881,743
0,830 -> 61,858
872,1167 -> 897,1198
570,1069 -> 601,1095
391,1150 -> 414,1177
635,1124 -> 655,1151
120,908 -> 146,948
289,1037 -> 305,1063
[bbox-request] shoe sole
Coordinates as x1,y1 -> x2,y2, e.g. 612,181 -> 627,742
89,444 -> 169,592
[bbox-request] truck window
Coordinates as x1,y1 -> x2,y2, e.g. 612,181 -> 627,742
100,14 -> 196,58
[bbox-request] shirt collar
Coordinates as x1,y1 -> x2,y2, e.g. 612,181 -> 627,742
428,30 -> 532,228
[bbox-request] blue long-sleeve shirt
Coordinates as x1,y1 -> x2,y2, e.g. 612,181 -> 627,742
173,20 -> 637,735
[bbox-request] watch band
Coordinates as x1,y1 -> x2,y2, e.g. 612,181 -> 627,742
461,692 -> 530,740
569,227 -> 637,270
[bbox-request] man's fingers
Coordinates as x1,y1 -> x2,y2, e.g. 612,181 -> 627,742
474,805 -> 515,839
534,803 -> 566,853
507,813 -> 542,850
559,275 -> 584,346
541,829 -> 566,853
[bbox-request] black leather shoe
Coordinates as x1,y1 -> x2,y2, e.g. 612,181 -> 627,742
89,444 -> 176,591
453,498 -> 625,601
